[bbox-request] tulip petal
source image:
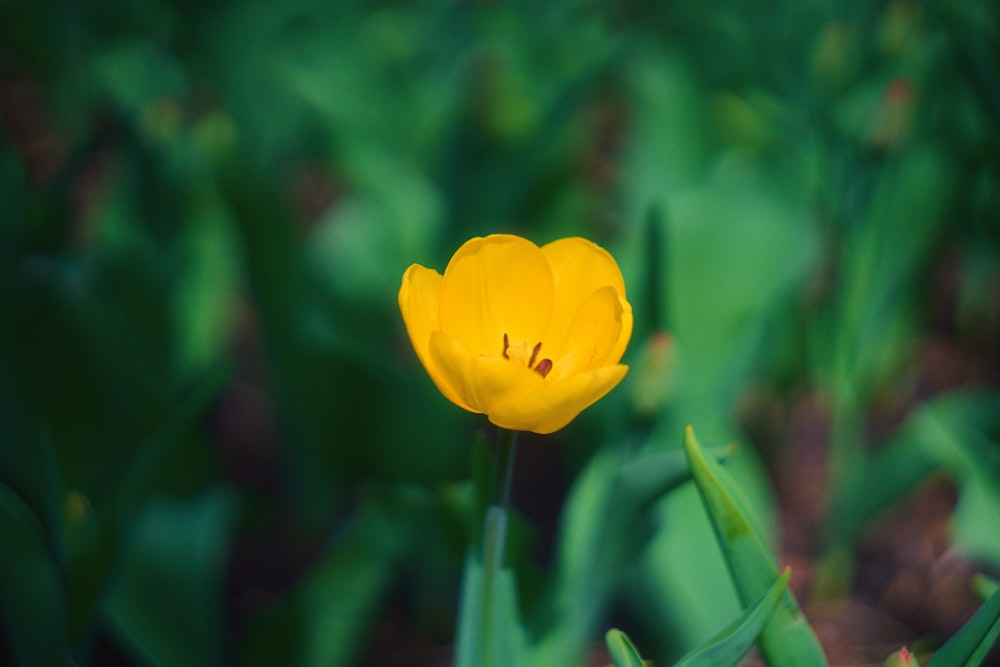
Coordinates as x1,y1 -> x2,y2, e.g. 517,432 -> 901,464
608,294 -> 634,370
429,330 -> 537,415
542,237 -> 627,345
550,286 -> 633,378
399,264 -> 442,366
429,319 -> 630,434
399,265 -> 475,412
487,364 -> 630,434
439,235 -> 554,357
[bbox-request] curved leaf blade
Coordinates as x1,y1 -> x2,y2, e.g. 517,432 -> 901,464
683,426 -> 828,666
927,586 -> 1000,667
673,569 -> 791,667
455,540 -> 528,667
605,629 -> 650,667
0,482 -> 72,666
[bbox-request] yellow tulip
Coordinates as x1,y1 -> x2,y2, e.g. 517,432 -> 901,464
399,234 -> 633,434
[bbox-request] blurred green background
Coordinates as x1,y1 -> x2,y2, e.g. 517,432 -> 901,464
2,0 -> 999,665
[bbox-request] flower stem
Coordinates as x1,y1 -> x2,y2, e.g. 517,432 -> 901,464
814,389 -> 864,600
490,428 -> 518,509
479,427 -> 517,666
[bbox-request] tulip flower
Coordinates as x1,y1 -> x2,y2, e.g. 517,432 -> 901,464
399,234 -> 633,434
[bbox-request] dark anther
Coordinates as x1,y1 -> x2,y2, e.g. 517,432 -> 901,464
503,333 -> 510,359
529,342 -> 542,368
534,359 -> 553,378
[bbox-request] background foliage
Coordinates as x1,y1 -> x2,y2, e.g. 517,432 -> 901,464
2,0 -> 999,665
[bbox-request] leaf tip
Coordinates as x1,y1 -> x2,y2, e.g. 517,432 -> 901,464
682,425 -> 698,452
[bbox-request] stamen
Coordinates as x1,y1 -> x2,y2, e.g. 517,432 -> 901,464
529,342 -> 542,368
501,334 -> 554,378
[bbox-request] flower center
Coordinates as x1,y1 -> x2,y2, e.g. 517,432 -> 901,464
502,333 -> 553,378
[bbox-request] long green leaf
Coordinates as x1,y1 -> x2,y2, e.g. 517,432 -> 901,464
455,545 -> 528,667
537,443 -> 731,665
620,445 -> 734,510
927,586 -> 1000,667
0,482 -> 72,666
683,426 -> 828,666
538,447 -> 629,666
106,489 -> 236,667
674,569 -> 791,667
973,575 -> 999,601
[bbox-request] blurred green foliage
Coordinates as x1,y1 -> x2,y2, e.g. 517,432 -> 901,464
2,0 -> 999,665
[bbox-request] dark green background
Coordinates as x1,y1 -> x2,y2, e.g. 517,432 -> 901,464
2,0 -> 999,664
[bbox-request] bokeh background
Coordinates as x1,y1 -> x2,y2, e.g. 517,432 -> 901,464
2,0 -> 999,665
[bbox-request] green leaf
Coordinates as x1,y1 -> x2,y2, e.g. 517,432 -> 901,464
241,488 -> 430,667
973,574 -> 999,601
455,545 -> 528,667
831,144 -> 957,399
927,586 -> 1000,667
683,426 -> 828,667
830,391 -> 1000,567
0,482 -> 72,666
655,163 -> 817,401
673,569 -> 791,667
605,629 -> 651,667
537,448 -> 630,666
829,428 -> 938,545
908,393 -> 1000,568
171,192 -> 241,380
105,488 -> 236,667
620,445 -> 733,510
535,443 -> 730,665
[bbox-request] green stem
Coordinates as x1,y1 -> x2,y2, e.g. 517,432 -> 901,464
814,388 -> 864,600
480,428 -> 518,666
828,386 -> 864,490
490,428 -> 518,509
